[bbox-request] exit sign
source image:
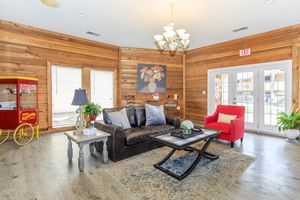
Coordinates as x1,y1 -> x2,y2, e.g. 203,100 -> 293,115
239,48 -> 251,56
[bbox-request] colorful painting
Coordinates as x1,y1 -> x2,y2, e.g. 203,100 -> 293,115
137,64 -> 166,93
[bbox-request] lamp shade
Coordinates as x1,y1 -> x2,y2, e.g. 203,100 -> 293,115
71,89 -> 89,106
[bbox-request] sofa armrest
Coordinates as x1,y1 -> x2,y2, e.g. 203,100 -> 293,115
94,121 -> 125,139
166,115 -> 180,129
94,121 -> 126,161
230,117 -> 245,141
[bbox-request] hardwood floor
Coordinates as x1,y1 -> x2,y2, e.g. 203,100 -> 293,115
0,132 -> 299,200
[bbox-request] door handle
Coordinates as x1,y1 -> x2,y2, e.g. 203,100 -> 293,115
233,97 -> 236,105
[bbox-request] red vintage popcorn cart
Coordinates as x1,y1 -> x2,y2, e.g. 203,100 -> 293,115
0,76 -> 39,145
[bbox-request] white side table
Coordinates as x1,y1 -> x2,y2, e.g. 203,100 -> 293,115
64,129 -> 110,172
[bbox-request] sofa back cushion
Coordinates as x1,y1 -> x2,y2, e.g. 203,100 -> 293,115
107,108 -> 131,129
135,106 -> 146,126
126,106 -> 137,127
145,104 -> 166,126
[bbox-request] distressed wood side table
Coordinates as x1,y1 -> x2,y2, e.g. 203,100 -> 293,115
64,129 -> 110,172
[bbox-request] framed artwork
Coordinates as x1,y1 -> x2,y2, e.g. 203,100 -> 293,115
137,64 -> 166,93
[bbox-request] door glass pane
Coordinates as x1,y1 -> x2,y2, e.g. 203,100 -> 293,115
236,72 -> 254,123
214,74 -> 229,109
52,65 -> 82,128
264,69 -> 285,126
91,70 -> 114,120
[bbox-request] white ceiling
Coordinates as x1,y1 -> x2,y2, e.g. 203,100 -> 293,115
1,0 -> 300,49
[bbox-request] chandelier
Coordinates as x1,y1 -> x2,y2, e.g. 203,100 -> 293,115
154,2 -> 190,51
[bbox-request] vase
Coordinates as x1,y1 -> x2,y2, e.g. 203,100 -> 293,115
285,129 -> 299,142
89,114 -> 97,121
148,82 -> 157,93
84,115 -> 91,128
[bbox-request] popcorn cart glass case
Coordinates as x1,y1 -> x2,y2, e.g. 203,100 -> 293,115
0,76 -> 39,145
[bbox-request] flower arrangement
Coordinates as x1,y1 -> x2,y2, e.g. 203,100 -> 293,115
139,65 -> 165,83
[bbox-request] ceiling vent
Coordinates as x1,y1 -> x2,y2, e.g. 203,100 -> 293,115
86,31 -> 100,37
232,27 -> 249,33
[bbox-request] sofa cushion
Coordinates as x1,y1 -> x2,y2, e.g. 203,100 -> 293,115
125,124 -> 174,146
135,106 -> 146,126
126,106 -> 137,127
107,108 -> 131,129
205,122 -> 230,134
145,104 -> 166,126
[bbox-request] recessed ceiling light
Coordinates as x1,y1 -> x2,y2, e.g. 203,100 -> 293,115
86,31 -> 100,37
78,11 -> 87,17
233,27 -> 249,33
40,0 -> 60,8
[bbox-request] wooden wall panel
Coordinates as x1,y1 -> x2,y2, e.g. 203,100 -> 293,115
120,48 -> 184,118
185,24 -> 300,123
0,20 -> 185,133
0,20 -> 119,132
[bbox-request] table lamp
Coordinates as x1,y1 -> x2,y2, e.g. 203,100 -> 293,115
71,88 -> 89,134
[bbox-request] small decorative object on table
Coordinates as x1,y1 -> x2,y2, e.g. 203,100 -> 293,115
83,127 -> 97,136
277,107 -> 300,142
152,92 -> 160,101
83,102 -> 102,128
170,120 -> 203,139
181,120 -> 194,134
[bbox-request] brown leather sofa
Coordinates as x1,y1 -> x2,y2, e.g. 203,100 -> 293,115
94,106 -> 180,162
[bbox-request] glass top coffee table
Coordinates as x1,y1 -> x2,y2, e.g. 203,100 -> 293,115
151,127 -> 221,180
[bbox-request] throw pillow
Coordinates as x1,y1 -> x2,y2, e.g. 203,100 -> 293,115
145,104 -> 166,126
135,106 -> 146,126
108,108 -> 131,129
217,113 -> 237,124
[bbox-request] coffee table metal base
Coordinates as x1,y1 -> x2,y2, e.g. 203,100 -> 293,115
154,137 -> 219,180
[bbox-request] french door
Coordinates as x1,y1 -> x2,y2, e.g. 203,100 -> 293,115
208,60 -> 292,135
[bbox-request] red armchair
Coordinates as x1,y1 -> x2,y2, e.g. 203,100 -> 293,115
204,105 -> 245,148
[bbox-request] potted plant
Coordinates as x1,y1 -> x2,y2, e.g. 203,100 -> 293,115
83,102 -> 102,128
277,108 -> 300,142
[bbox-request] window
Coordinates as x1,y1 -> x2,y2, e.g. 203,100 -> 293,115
91,69 -> 114,119
52,65 -> 82,128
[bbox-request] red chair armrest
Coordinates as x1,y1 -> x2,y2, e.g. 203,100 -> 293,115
204,113 -> 218,126
229,117 -> 245,141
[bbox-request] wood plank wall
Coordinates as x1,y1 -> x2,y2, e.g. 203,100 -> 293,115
185,24 -> 300,123
0,20 -> 119,131
119,48 -> 184,118
0,20 -> 185,132
1,19 -> 300,130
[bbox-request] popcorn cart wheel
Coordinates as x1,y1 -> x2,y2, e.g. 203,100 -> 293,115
0,76 -> 39,146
